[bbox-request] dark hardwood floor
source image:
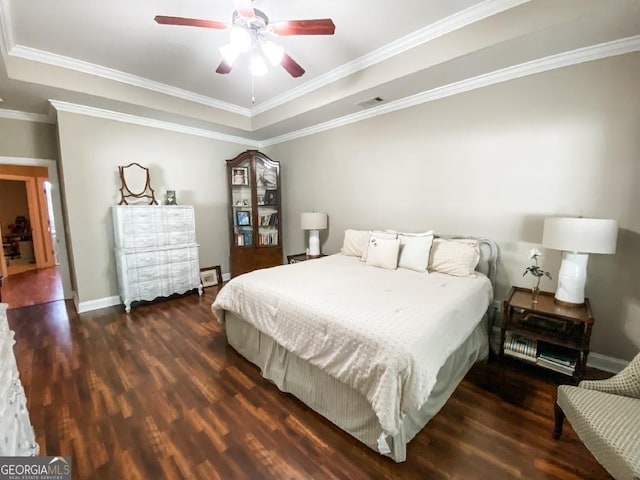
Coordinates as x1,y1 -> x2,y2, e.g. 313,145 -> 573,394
2,266 -> 64,309
6,287 -> 611,479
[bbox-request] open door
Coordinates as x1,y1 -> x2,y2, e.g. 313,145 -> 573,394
36,177 -> 55,268
0,222 -> 7,279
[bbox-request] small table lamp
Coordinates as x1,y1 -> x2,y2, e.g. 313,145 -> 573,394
301,212 -> 327,257
542,217 -> 618,305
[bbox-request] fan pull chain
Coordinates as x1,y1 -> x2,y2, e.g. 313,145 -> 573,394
251,73 -> 255,104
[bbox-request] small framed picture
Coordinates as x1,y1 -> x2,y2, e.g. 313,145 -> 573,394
231,167 -> 249,186
236,210 -> 251,226
264,189 -> 277,206
200,265 -> 222,288
257,195 -> 264,206
165,190 -> 177,205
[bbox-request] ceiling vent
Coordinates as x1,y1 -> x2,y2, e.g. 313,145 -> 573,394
356,97 -> 384,109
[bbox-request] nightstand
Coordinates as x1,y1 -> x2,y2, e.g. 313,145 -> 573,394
287,253 -> 327,264
500,287 -> 594,380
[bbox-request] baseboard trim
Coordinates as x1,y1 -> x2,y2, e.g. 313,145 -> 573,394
77,295 -> 121,314
586,352 -> 628,373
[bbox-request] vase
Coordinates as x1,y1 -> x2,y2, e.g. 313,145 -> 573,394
531,285 -> 540,304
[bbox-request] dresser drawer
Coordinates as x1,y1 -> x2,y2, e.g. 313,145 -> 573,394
168,246 -> 198,264
122,250 -> 169,269
120,233 -> 160,249
133,280 -> 173,300
122,206 -> 162,223
127,264 -> 168,283
123,222 -> 162,235
165,221 -> 195,235
164,207 -> 194,222
167,232 -> 195,246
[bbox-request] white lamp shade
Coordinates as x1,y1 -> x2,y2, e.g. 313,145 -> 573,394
300,212 -> 327,230
542,217 -> 618,254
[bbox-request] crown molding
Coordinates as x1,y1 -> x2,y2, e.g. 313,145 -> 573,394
9,44 -> 251,118
250,0 -> 530,115
262,35 -> 640,146
0,107 -> 52,123
23,35 -> 638,149
1,0 -> 528,120
49,100 -> 258,147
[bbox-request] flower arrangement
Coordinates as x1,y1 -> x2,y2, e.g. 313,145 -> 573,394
523,248 -> 552,301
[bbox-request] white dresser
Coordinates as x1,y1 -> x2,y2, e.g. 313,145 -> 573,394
0,303 -> 39,456
113,205 -> 203,313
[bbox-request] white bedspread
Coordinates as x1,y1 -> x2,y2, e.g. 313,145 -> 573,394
211,254 -> 492,436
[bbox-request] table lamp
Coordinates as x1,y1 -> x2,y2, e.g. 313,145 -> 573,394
300,212 -> 327,257
542,217 -> 618,305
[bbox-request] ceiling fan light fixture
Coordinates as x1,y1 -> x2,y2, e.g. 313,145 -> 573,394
219,44 -> 240,64
261,41 -> 284,66
249,55 -> 268,76
229,26 -> 251,53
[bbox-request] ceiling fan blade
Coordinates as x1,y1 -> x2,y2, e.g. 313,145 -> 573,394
233,0 -> 255,18
216,60 -> 235,75
281,53 -> 305,78
270,19 -> 335,36
154,16 -> 228,30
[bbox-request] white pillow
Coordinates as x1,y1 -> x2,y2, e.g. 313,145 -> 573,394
398,231 -> 434,272
341,229 -> 370,257
361,231 -> 398,262
365,237 -> 400,270
429,238 -> 480,277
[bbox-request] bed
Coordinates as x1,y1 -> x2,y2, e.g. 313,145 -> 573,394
211,235 -> 498,462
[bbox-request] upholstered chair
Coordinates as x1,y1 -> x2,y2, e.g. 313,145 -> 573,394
554,353 -> 640,480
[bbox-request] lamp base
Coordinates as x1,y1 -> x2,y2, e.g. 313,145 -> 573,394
308,230 -> 321,257
554,252 -> 588,306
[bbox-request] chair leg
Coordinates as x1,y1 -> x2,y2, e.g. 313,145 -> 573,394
553,403 -> 565,439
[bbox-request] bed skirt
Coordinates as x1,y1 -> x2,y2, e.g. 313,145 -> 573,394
224,312 -> 488,462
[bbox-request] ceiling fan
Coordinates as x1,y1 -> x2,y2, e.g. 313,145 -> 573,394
154,0 -> 335,78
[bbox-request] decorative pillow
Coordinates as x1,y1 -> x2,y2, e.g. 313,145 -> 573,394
361,231 -> 398,262
341,229 -> 370,257
397,231 -> 434,272
365,237 -> 400,270
429,238 -> 480,277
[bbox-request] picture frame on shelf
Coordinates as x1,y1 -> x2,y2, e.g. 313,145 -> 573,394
232,167 -> 249,186
264,189 -> 277,206
236,210 -> 251,226
257,195 -> 264,206
200,265 -> 223,288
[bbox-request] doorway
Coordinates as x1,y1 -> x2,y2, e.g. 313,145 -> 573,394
1,179 -> 38,275
0,158 -> 72,309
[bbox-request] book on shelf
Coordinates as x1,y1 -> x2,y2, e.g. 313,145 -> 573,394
503,333 -> 537,362
537,344 -> 578,366
536,357 -> 575,375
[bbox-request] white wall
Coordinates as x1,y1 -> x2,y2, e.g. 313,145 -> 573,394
55,112 -> 250,306
265,53 -> 640,361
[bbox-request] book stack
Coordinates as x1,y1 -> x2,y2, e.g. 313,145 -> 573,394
537,349 -> 577,375
503,333 -> 537,363
258,232 -> 278,246
259,212 -> 278,227
235,230 -> 253,246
